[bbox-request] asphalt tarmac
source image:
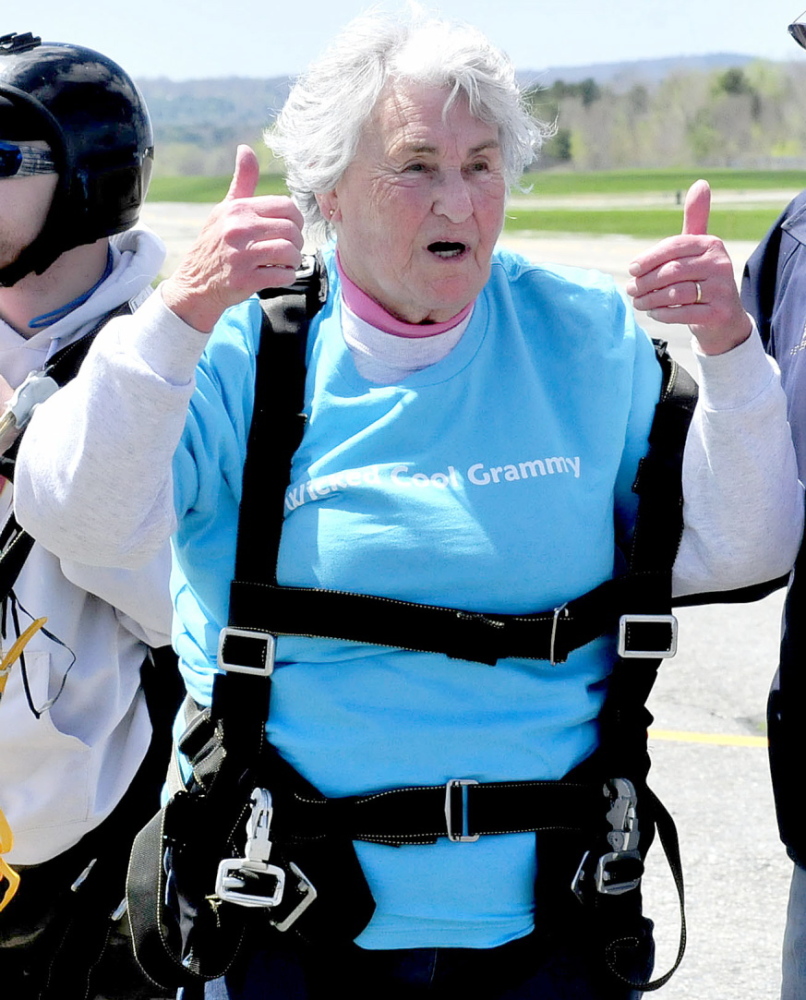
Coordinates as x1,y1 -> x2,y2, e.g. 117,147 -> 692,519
141,202 -> 791,998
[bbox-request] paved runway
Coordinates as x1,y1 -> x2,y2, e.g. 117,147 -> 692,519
141,202 -> 791,998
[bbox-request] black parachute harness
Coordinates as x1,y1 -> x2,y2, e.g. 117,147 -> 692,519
128,254 -> 696,992
0,303 -> 133,712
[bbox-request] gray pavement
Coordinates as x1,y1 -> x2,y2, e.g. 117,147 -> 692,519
141,203 -> 791,998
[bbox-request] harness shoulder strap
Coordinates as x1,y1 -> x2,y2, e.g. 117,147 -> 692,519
209,255 -> 327,790
0,301 -> 134,603
549,340 -> 693,993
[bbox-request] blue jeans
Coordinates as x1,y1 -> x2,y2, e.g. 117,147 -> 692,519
783,862 -> 806,1000
178,920 -> 653,1000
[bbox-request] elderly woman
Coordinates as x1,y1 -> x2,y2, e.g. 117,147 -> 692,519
13,9 -> 801,1000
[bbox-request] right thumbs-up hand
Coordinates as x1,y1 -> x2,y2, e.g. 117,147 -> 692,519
163,145 -> 304,333
626,179 -> 751,355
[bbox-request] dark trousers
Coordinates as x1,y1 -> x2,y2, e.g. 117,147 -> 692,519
0,648 -> 180,999
0,692 -> 177,996
179,918 -> 654,1000
0,835 -> 160,1000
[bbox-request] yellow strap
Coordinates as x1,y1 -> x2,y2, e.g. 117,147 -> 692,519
0,617 -> 47,697
0,617 -> 51,907
0,808 -> 20,912
0,857 -> 20,911
0,620 -> 49,906
0,808 -> 13,853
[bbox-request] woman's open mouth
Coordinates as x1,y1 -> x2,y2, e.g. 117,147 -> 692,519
427,241 -> 467,259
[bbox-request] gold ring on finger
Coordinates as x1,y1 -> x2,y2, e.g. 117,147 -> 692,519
694,281 -> 703,304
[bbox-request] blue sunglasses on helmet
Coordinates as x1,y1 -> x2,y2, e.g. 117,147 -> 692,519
790,9 -> 806,48
0,139 -> 55,178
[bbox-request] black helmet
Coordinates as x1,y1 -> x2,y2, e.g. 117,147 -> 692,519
0,32 -> 154,285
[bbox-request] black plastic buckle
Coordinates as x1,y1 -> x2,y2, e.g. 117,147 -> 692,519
571,777 -> 643,901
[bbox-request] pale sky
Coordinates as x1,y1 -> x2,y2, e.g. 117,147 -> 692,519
5,0 -> 806,80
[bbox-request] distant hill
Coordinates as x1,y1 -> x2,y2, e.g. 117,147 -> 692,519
515,52 -> 757,91
136,53 -> 792,176
138,54 -> 758,136
139,76 -> 292,130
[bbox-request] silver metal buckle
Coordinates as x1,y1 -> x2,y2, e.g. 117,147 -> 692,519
594,849 -> 642,895
617,613 -> 678,659
215,788 -> 287,908
550,603 -> 569,665
444,778 -> 479,842
217,627 -> 276,676
570,850 -> 590,902
271,862 -> 318,932
215,857 -> 286,908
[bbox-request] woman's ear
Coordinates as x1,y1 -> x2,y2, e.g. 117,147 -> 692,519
317,190 -> 340,223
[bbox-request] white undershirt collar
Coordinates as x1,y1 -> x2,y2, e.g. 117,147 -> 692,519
340,300 -> 472,385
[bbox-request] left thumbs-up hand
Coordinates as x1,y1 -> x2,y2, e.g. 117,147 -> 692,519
626,179 -> 752,355
162,145 -> 304,334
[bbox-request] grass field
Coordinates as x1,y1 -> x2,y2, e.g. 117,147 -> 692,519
503,206 -> 783,240
146,169 -> 799,240
517,168 -> 806,195
148,174 -> 289,201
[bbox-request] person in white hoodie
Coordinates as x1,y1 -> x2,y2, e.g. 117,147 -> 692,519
0,32 -> 173,1000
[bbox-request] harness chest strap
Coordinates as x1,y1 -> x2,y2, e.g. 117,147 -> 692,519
226,272 -> 692,667
234,263 -> 689,669
225,575 -> 678,668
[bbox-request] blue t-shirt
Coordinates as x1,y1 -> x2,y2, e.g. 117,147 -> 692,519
170,247 -> 661,949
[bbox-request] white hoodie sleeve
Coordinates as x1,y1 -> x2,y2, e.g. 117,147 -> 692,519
14,287 -> 209,568
14,294 -> 804,595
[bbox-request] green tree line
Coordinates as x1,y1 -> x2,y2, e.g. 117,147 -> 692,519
527,61 -> 806,171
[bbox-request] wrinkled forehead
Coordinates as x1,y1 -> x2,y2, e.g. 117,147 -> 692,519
368,81 -> 499,152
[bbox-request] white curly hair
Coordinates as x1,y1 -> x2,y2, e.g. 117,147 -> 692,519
267,6 -> 548,242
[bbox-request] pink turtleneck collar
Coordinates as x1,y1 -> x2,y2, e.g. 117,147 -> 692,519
336,253 -> 474,338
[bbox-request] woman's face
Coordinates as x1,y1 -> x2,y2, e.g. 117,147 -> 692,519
322,82 -> 507,325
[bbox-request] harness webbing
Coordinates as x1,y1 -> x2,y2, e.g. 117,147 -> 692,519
226,288 -> 696,669
167,257 -> 695,992
230,572 -> 665,667
274,776 -> 603,846
205,257 -> 327,806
